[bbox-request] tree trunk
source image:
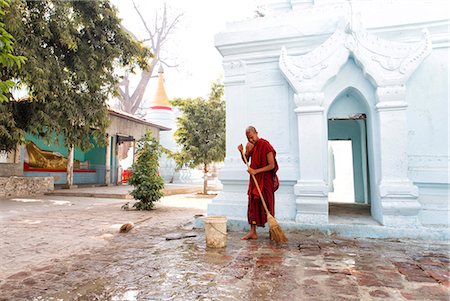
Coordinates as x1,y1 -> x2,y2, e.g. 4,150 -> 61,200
121,65 -> 155,114
66,145 -> 74,187
203,163 -> 208,195
14,144 -> 21,163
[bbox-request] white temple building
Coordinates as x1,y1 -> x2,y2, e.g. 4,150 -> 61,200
207,0 -> 449,238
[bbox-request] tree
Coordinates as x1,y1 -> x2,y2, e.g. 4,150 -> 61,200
117,2 -> 182,114
128,132 -> 165,210
0,0 -> 26,103
1,0 -> 150,184
0,0 -> 27,154
172,82 -> 225,195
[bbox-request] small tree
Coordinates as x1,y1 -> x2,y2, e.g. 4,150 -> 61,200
128,132 -> 164,210
171,81 -> 226,194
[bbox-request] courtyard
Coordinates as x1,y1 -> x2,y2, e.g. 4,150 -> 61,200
0,190 -> 448,301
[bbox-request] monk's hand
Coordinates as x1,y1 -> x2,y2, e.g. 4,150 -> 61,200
237,144 -> 244,154
245,142 -> 254,153
247,167 -> 257,175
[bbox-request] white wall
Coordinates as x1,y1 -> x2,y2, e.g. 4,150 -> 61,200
406,47 -> 450,225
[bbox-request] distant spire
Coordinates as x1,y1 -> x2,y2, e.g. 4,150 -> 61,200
151,65 -> 171,109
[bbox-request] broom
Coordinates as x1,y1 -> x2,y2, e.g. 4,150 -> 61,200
240,149 -> 288,243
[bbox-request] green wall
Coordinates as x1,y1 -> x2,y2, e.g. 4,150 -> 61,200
25,133 -> 106,165
85,145 -> 106,165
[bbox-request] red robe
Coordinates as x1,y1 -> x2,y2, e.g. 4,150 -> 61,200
247,138 -> 278,227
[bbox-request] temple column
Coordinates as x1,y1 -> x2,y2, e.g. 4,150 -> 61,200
208,61 -> 250,220
294,92 -> 329,223
375,85 -> 420,226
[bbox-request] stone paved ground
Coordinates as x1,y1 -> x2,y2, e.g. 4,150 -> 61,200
0,194 -> 449,301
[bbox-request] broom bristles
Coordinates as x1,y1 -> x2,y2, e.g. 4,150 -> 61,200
267,214 -> 288,243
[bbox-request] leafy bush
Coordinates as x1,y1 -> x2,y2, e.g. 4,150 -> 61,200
128,132 -> 164,210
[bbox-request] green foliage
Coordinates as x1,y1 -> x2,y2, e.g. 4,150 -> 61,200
171,81 -> 225,194
171,81 -> 225,168
0,0 -> 151,152
0,101 -> 50,151
128,132 -> 165,210
0,0 -> 26,102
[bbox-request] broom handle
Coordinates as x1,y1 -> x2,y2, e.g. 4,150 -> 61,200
240,148 -> 270,215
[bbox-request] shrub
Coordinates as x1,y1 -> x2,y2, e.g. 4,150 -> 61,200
128,132 -> 164,210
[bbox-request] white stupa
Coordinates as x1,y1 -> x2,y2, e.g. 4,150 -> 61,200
145,66 -> 203,184
145,65 -> 177,182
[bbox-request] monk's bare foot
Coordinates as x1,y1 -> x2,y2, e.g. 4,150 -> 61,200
241,232 -> 258,240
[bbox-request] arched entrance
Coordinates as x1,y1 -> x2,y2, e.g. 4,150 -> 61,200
328,88 -> 369,205
327,87 -> 377,224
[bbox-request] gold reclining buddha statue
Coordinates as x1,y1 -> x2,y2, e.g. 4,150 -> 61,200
26,141 -> 81,170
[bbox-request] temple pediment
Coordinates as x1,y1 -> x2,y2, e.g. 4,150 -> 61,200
279,21 -> 432,92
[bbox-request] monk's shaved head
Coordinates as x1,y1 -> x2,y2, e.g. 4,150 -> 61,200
246,126 -> 257,133
245,126 -> 259,144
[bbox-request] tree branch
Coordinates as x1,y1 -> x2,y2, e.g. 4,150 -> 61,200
160,60 -> 179,68
133,0 -> 156,49
117,86 -> 126,100
161,13 -> 183,42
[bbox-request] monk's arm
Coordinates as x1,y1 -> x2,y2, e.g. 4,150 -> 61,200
240,151 -> 250,163
248,152 -> 275,175
237,144 -> 251,163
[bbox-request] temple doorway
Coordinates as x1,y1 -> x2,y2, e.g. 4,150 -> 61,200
328,117 -> 374,224
326,87 -> 377,224
328,140 -> 355,203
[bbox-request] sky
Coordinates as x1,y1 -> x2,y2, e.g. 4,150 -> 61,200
110,0 -> 258,107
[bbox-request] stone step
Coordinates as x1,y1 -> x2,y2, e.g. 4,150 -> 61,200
44,186 -> 203,199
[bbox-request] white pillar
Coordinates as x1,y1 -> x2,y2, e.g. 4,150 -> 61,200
208,61 -> 250,220
114,137 -> 120,185
294,92 -> 329,224
105,135 -> 111,185
376,85 -> 420,226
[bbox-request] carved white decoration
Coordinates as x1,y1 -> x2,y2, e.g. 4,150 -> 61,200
223,60 -> 246,77
294,92 -> 324,107
279,22 -> 432,96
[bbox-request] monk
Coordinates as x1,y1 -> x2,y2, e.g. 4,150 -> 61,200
238,126 -> 279,240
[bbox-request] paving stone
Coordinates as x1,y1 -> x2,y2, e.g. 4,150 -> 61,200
400,285 -> 450,301
303,279 -> 319,286
332,268 -> 353,277
394,262 -> 436,283
304,269 -> 329,277
369,289 -> 390,298
6,271 -> 31,280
